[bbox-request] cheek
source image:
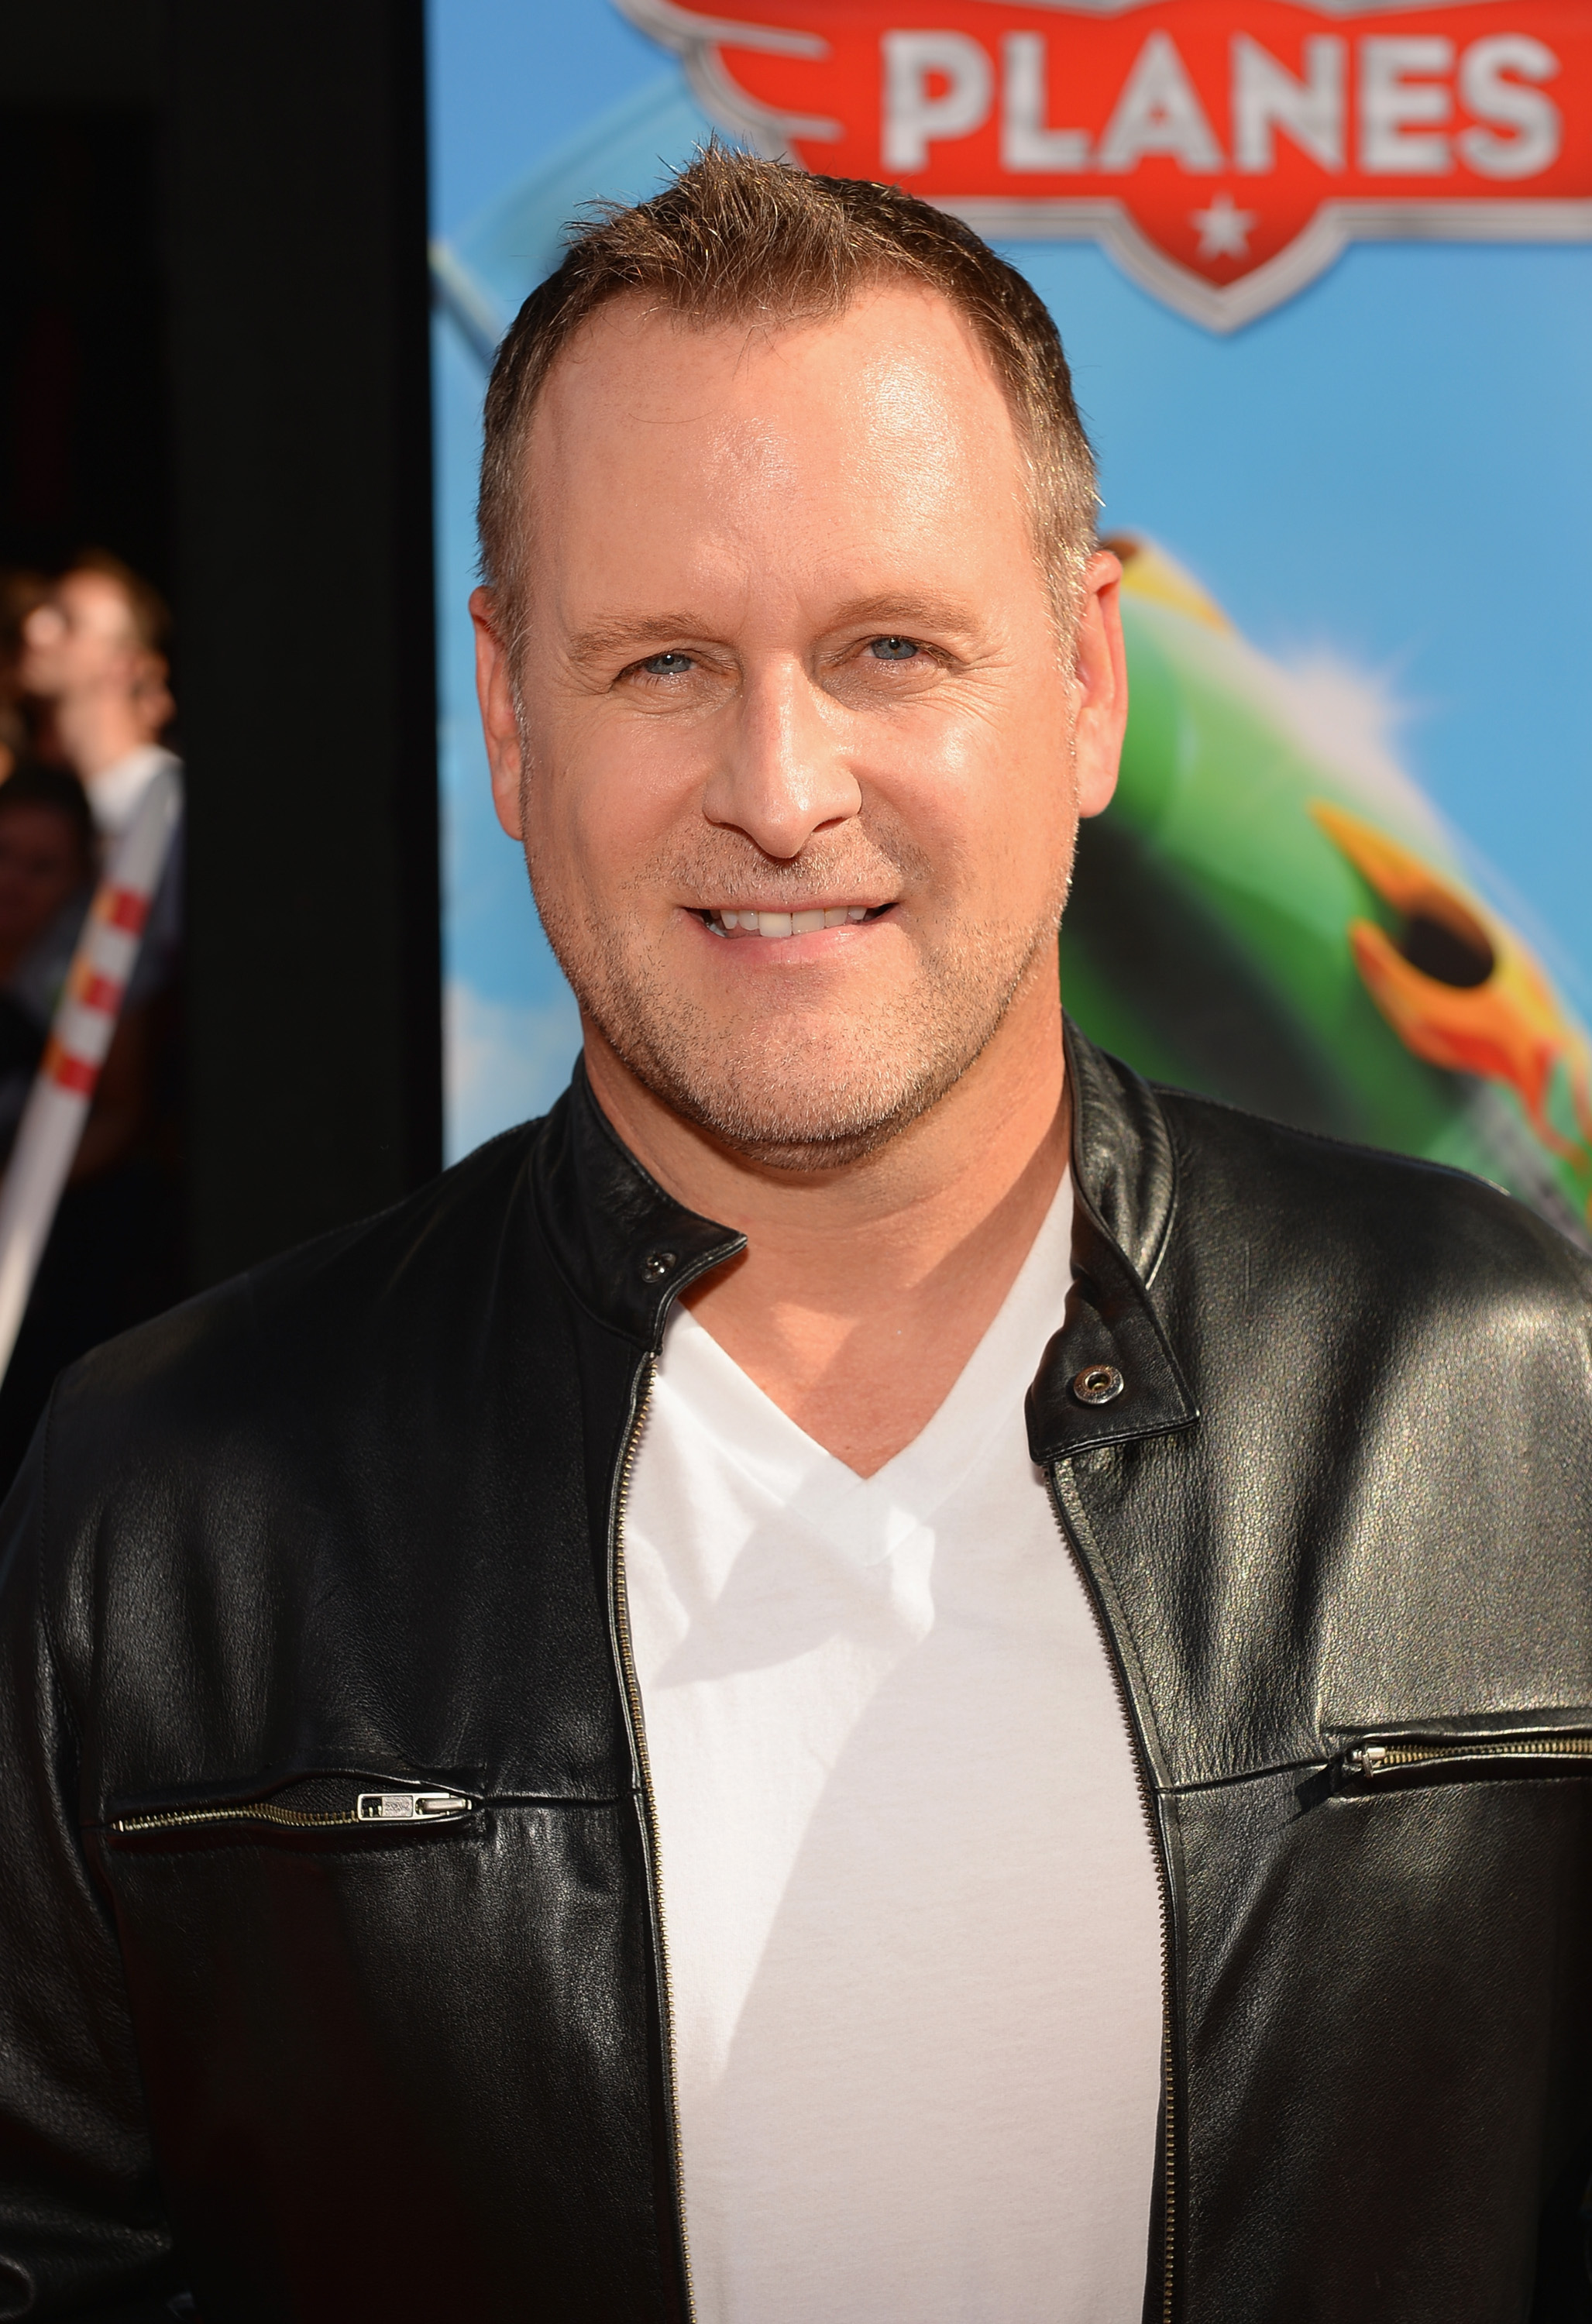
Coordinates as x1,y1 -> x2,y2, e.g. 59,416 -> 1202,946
528,723 -> 697,906
867,692 -> 1076,901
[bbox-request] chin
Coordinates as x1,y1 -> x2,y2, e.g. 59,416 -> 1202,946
557,896 -> 1049,1168
621,1024 -> 974,1171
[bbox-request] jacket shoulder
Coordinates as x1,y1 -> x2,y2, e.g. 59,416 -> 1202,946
50,1118 -> 552,1453
1151,1078 -> 1592,1308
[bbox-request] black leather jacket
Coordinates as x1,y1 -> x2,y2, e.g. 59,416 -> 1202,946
2,1027 -> 1590,2322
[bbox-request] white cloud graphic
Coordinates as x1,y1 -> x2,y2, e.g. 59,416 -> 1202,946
445,978 -> 581,1164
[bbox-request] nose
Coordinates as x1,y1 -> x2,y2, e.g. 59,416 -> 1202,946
702,658 -> 862,861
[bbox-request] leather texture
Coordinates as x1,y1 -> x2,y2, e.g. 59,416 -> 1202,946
1,1030 -> 1590,2321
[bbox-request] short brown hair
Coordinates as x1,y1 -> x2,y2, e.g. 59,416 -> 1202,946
479,146 -> 1097,645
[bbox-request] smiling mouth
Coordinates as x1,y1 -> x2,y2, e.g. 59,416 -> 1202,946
698,905 -> 893,939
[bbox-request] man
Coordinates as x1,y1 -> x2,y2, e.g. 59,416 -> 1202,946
16,549 -> 182,1010
0,151 -> 1589,2324
18,553 -> 178,844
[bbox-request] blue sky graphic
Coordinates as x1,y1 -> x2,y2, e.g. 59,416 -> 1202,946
428,0 -> 1592,1160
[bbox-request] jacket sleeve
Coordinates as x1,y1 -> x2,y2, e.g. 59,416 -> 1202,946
0,1405 -> 184,2319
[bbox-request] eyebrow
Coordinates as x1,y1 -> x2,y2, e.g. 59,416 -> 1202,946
825,592 -> 978,637
563,593 -> 980,667
563,614 -> 716,667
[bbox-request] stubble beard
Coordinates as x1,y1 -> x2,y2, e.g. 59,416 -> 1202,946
527,812 -> 1072,1173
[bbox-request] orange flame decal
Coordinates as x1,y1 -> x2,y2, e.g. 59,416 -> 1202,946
1311,801 -> 1592,1177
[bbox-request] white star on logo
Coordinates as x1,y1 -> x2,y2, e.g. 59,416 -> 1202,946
1191,191 -> 1257,260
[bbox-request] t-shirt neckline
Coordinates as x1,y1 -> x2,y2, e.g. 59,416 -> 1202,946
652,1171 -> 1074,1563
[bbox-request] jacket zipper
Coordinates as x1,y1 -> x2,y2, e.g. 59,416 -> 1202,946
610,1357 -> 698,2324
1046,1466 -> 1178,2324
112,1789 -> 474,1834
1342,1734 -> 1592,1779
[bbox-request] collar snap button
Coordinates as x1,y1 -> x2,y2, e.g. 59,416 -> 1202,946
1071,1363 -> 1125,1407
641,1250 -> 677,1284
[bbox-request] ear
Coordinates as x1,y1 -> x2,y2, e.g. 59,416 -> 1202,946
470,586 -> 525,842
1072,549 -> 1127,821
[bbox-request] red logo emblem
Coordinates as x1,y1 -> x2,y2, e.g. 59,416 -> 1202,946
617,0 -> 1592,325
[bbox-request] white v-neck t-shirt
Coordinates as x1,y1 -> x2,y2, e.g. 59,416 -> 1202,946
624,1176 -> 1162,2324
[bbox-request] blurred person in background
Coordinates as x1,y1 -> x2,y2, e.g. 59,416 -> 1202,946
17,549 -> 177,836
19,548 -> 181,1005
0,764 -> 148,1180
0,765 -> 97,1160
0,554 -> 184,1489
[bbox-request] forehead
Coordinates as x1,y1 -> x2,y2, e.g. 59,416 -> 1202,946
57,570 -> 133,631
521,284 -> 1031,599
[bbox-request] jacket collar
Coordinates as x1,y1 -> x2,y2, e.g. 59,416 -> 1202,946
531,1033 -> 1198,1457
1025,1023 -> 1199,1466
531,1056 -> 745,1351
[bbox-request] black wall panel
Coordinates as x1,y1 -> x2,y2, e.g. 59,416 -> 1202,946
165,1 -> 442,1284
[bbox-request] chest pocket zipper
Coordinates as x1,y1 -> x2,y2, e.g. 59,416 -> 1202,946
109,1783 -> 476,1838
1338,1732 -> 1592,1785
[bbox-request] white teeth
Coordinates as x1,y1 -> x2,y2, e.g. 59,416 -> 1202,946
713,905 -> 878,935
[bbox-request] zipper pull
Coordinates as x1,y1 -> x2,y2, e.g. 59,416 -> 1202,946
356,1789 -> 473,1822
1343,1745 -> 1388,1776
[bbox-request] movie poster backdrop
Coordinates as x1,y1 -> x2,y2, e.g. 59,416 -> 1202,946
428,0 -> 1592,1239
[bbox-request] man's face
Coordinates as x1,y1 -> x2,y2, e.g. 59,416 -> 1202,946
0,806 -> 88,958
19,571 -> 141,704
475,284 -> 1120,1167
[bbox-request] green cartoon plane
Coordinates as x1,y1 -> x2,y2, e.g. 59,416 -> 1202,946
1064,540 -> 1592,1247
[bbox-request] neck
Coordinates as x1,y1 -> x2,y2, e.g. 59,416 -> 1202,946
53,693 -> 150,785
583,960 -> 1070,1476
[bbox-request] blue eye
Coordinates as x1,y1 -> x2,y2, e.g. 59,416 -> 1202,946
641,651 -> 693,676
869,636 -> 919,661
